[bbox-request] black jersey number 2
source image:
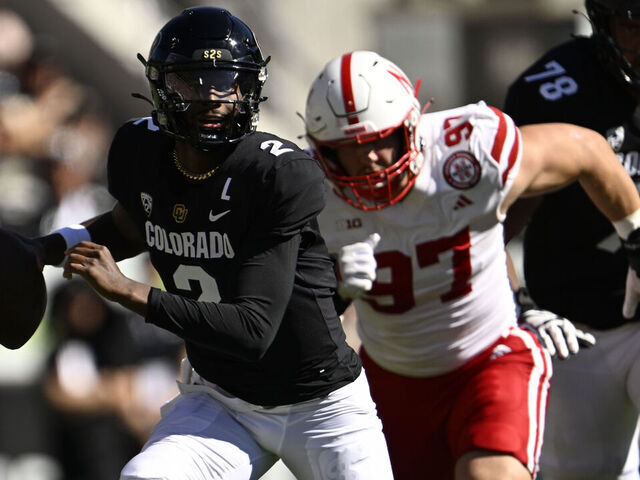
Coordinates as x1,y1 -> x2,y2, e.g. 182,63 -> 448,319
524,60 -> 578,101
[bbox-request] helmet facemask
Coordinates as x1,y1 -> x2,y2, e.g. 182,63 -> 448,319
587,0 -> 640,92
138,7 -> 269,150
310,109 -> 422,211
148,63 -> 266,148
305,51 -> 423,211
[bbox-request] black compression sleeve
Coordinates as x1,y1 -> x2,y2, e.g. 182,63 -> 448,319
146,234 -> 301,361
31,212 -> 143,266
86,212 -> 144,261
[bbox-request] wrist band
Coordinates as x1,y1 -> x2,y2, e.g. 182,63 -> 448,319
613,208 -> 640,240
51,224 -> 92,250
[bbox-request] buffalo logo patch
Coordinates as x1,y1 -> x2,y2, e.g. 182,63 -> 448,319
173,204 -> 188,223
443,151 -> 481,189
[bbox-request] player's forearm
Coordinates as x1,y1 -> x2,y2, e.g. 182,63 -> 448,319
114,278 -> 150,317
33,208 -> 145,266
146,288 -> 280,361
146,236 -> 300,360
577,132 -> 640,223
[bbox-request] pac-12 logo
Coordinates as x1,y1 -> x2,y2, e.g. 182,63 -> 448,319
443,151 -> 481,190
141,192 -> 153,217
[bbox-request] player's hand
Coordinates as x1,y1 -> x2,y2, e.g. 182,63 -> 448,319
337,233 -> 381,299
519,309 -> 596,359
64,241 -> 132,303
623,267 -> 640,319
516,287 -> 595,359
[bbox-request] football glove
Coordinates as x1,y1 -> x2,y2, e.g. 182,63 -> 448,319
621,227 -> 640,319
337,233 -> 380,299
516,287 -> 595,359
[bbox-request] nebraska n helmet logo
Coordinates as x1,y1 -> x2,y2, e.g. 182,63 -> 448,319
141,192 -> 152,217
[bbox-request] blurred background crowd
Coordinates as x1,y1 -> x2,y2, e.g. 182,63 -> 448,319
0,0 -> 585,478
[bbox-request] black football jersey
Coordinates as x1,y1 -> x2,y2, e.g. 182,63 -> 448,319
108,118 -> 361,405
504,37 -> 640,330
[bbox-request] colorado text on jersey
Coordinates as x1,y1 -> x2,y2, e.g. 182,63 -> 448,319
144,220 -> 235,259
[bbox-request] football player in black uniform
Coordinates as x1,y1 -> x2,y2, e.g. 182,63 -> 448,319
23,7 -> 393,480
504,1 -> 640,478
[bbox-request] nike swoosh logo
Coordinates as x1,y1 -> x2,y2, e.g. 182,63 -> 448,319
209,210 -> 230,222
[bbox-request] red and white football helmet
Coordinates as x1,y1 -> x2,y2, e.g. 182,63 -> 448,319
305,51 -> 423,210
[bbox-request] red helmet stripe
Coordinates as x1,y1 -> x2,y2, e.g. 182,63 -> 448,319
340,53 -> 360,125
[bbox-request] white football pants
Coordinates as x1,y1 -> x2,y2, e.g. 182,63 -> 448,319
538,321 -> 640,480
120,368 -> 393,480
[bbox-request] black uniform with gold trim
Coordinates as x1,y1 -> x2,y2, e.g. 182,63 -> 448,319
108,117 -> 361,406
504,36 -> 640,330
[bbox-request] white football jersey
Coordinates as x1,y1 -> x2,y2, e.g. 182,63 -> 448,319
319,102 -> 523,377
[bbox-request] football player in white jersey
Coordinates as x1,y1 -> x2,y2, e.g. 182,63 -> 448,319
304,50 -> 640,480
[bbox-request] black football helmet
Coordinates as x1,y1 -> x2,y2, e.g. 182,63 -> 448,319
140,7 -> 269,149
587,0 -> 640,91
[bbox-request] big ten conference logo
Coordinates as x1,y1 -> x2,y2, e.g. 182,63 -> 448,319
335,217 -> 363,231
173,204 -> 188,223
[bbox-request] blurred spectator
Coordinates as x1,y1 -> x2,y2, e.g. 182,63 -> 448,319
36,106 -> 184,373
0,13 -> 182,480
0,8 -> 87,237
0,18 -> 86,159
42,280 -> 176,480
0,383 -> 60,480
39,111 -> 114,235
0,9 -> 33,101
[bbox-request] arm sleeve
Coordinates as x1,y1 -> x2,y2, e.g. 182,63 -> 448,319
145,153 -> 328,361
146,232 -> 301,361
86,211 -> 145,261
149,152 -> 328,361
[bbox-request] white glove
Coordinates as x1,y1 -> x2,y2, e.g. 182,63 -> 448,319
623,267 -> 640,319
519,309 -> 596,359
337,233 -> 381,299
516,287 -> 595,359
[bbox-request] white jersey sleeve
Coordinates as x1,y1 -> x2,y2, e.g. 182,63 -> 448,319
318,102 -> 523,377
426,101 -> 522,226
